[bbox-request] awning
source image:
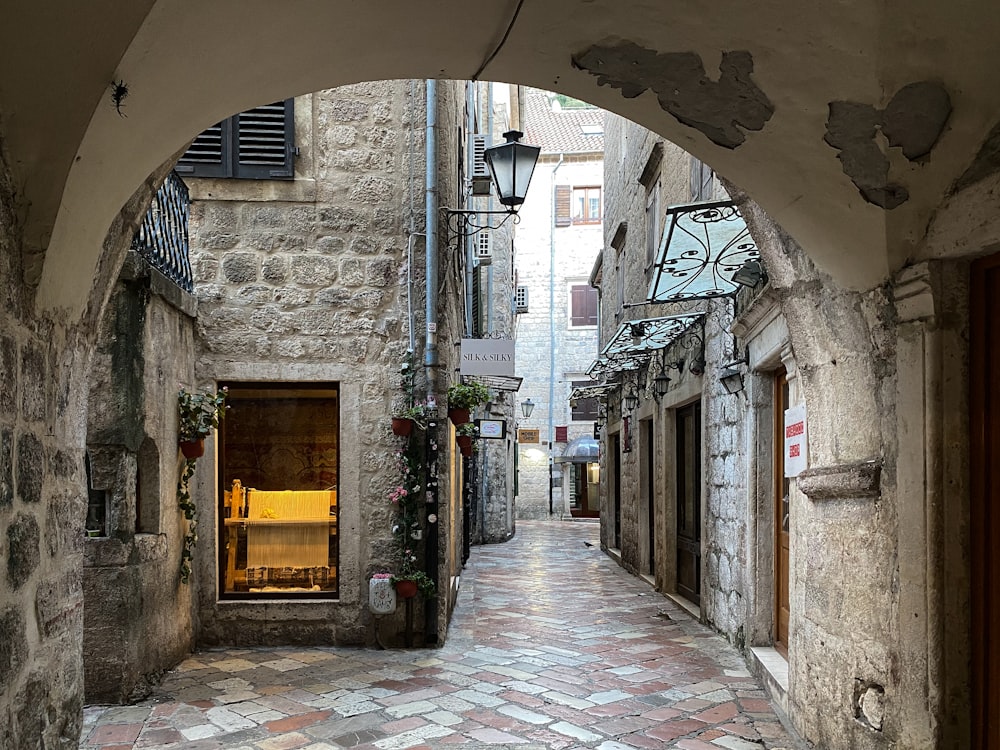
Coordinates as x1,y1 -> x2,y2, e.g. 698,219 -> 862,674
569,383 -> 617,401
647,200 -> 759,303
601,313 -> 703,362
554,436 -> 600,464
465,374 -> 523,392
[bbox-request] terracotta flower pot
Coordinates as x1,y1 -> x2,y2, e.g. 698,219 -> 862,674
391,417 -> 414,437
179,439 -> 205,459
456,435 -> 473,457
448,407 -> 470,426
394,579 -> 418,599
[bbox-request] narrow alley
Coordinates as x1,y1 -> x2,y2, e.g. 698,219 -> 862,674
80,522 -> 799,750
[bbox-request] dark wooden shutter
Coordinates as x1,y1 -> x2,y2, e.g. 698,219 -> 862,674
571,380 -> 599,421
471,266 -> 482,337
176,99 -> 294,179
235,100 -> 295,179
555,426 -> 568,443
555,185 -> 571,227
175,121 -> 231,177
571,284 -> 598,326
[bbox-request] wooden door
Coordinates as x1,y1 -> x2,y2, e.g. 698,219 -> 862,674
774,368 -> 790,654
676,402 -> 701,604
644,419 -> 655,574
971,254 -> 1000,750
611,433 -> 622,549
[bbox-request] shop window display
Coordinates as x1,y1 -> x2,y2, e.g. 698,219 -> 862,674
218,383 -> 339,598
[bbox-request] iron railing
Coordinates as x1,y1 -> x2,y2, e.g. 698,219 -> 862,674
131,171 -> 193,292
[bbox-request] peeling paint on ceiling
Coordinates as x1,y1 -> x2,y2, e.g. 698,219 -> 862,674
824,81 -> 951,209
572,42 -> 774,149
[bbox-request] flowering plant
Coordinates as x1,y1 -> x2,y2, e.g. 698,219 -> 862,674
446,380 -> 490,410
370,572 -> 392,580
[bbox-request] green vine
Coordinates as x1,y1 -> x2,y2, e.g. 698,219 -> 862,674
177,457 -> 198,584
176,387 -> 228,584
389,421 -> 436,599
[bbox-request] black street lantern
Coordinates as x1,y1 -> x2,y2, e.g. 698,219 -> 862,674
624,392 -> 640,411
484,130 -> 541,209
653,374 -> 672,398
521,398 -> 535,418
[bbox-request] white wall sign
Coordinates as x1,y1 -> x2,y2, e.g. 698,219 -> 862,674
784,404 -> 808,477
460,338 -> 515,376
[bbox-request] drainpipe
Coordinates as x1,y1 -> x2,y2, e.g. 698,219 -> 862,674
548,154 -> 564,515
424,79 -> 440,643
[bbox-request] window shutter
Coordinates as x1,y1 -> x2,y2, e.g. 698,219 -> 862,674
175,121 -> 231,177
554,185 -> 571,227
570,284 -> 598,326
235,100 -> 295,179
555,426 -> 569,443
471,267 -> 483,337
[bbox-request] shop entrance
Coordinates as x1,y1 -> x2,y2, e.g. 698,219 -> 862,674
971,254 -> 1000,750
676,402 -> 701,605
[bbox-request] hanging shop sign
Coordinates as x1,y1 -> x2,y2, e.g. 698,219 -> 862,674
460,338 -> 515,376
477,419 -> 507,439
518,428 -> 540,444
784,404 -> 808,477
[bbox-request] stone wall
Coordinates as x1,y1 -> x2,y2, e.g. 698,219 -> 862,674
83,255 -> 198,703
0,131 -> 179,742
186,80 -> 465,648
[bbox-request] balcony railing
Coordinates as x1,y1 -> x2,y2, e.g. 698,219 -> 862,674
131,171 -> 193,292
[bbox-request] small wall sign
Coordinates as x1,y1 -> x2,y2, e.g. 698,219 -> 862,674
518,428 -> 540,444
784,404 -> 807,477
477,419 -> 506,439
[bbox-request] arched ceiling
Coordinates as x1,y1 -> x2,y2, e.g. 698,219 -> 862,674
2,0 -> 998,317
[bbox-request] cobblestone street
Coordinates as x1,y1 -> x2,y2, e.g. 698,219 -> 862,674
81,521 -> 801,749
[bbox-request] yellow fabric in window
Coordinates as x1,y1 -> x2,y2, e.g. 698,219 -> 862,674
246,490 -> 335,569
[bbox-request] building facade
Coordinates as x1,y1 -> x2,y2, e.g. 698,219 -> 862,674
595,112 -> 971,748
514,90 -> 604,519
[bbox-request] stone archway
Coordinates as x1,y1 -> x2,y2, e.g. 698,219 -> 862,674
4,1 -> 1000,323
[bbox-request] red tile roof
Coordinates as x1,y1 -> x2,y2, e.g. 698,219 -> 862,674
523,88 -> 605,155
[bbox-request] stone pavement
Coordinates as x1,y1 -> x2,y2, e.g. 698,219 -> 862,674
80,520 -> 802,749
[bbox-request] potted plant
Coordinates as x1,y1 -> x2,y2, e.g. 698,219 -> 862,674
391,401 -> 429,437
455,422 -> 477,457
178,387 -> 229,457
446,381 -> 489,425
391,568 -> 436,599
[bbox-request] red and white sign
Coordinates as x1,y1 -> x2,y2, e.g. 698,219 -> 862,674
784,404 -> 807,477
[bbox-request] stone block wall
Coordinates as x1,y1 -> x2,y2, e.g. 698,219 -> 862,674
186,80 -> 465,647
83,256 -> 198,702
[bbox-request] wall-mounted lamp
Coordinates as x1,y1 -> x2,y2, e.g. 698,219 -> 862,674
653,374 -> 672,399
719,368 -> 745,394
443,130 -> 541,242
484,130 -> 541,209
732,260 -> 765,288
521,398 -> 535,418
624,391 -> 640,411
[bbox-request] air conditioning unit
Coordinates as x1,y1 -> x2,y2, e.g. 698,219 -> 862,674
475,230 -> 493,266
515,285 -> 529,313
471,134 -> 492,196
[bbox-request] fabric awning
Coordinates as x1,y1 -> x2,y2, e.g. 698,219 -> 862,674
647,200 -> 759,303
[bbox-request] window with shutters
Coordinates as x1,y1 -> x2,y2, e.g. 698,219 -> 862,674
175,100 -> 296,180
569,284 -> 598,327
645,179 -> 660,268
571,380 -> 600,421
555,426 -> 569,443
690,158 -> 715,201
556,185 -> 602,226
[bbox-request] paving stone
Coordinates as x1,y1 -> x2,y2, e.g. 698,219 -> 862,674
82,522 -> 799,750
